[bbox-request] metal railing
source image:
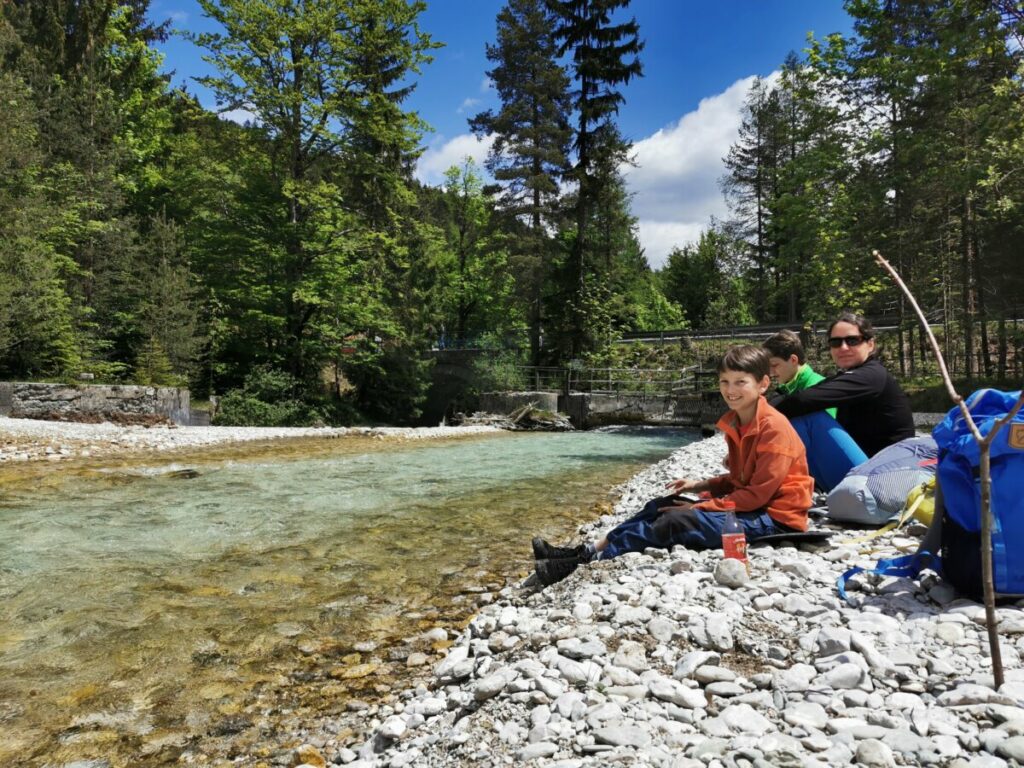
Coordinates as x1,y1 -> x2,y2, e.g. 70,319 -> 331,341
506,365 -> 712,397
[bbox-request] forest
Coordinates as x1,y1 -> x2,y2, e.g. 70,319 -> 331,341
0,0 -> 1022,425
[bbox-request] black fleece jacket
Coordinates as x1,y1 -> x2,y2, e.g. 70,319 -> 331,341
769,357 -> 915,458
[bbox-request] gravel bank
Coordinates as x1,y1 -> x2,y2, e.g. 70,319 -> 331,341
0,416 -> 502,464
287,433 -> 1024,768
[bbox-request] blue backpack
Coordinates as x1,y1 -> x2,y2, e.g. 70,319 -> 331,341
838,389 -> 1024,601
932,389 -> 1024,596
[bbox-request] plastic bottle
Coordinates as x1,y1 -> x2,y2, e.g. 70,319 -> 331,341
720,501 -> 748,566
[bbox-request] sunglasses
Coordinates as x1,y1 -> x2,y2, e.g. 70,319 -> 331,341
828,335 -> 868,349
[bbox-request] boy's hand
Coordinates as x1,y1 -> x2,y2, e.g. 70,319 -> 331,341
666,478 -> 697,494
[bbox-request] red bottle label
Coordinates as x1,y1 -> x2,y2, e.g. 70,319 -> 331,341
722,532 -> 747,562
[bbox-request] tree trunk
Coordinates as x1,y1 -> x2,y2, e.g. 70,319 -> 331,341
973,226 -> 991,377
961,194 -> 976,379
997,315 -> 1007,379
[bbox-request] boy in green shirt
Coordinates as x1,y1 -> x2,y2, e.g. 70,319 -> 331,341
763,330 -> 836,419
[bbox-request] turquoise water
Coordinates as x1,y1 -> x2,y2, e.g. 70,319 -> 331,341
0,427 -> 693,766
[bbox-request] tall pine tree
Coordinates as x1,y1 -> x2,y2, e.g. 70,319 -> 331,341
471,0 -> 572,364
548,0 -> 643,356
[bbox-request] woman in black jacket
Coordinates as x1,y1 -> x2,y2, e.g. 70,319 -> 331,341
771,312 -> 915,491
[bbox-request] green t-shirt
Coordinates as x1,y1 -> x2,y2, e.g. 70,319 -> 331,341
776,363 -> 837,419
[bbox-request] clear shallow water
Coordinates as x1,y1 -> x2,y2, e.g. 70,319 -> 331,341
0,428 -> 693,766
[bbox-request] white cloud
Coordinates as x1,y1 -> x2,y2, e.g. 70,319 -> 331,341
414,73 -> 776,269
415,133 -> 495,184
219,107 -> 259,125
636,221 -> 708,266
480,77 -> 494,93
457,97 -> 481,114
625,72 -> 778,268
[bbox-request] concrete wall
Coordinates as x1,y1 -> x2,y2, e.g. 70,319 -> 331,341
1,382 -> 191,425
560,391 -> 725,429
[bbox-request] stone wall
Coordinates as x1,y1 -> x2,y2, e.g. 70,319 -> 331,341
0,382 -> 190,425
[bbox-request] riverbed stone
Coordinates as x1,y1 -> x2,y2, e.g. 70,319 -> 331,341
593,726 -> 651,748
613,640 -> 649,673
782,701 -> 828,731
713,558 -> 748,588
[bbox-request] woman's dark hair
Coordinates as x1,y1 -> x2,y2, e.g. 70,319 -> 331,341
717,345 -> 770,380
763,329 -> 806,364
828,311 -> 875,340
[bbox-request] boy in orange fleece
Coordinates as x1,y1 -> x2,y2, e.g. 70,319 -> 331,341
533,345 -> 814,585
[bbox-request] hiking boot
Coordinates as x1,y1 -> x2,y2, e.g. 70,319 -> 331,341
531,536 -> 583,561
535,556 -> 582,586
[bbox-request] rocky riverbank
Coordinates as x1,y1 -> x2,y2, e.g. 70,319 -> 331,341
285,433 -> 1024,768
0,416 -> 502,464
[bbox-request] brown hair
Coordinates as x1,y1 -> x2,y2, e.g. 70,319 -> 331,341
717,345 -> 770,380
763,329 -> 806,364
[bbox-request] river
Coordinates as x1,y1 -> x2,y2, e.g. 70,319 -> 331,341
0,427 -> 694,766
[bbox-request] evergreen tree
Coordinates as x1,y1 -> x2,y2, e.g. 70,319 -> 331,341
471,0 -> 573,364
721,77 -> 781,320
659,230 -> 729,328
548,0 -> 643,355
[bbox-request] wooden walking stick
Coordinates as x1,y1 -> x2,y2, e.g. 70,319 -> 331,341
874,250 -> 1024,689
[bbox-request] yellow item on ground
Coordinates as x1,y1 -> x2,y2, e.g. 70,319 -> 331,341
905,477 -> 936,527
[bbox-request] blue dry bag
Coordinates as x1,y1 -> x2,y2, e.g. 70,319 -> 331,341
932,388 -> 1024,595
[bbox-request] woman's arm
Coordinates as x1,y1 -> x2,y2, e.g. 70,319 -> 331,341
772,360 -> 888,418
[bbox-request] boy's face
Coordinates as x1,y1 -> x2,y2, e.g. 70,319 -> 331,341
768,354 -> 801,384
719,369 -> 770,417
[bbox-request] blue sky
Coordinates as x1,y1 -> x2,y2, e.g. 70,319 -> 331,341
149,0 -> 852,267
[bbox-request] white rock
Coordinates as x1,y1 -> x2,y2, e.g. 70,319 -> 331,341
713,557 -> 749,588
817,662 -> 864,690
674,651 -> 719,680
592,726 -> 651,748
773,663 -> 817,692
648,678 -> 707,709
816,626 -> 852,657
379,715 -> 407,740
704,613 -> 734,652
473,672 -> 508,701
434,645 -> 469,679
647,616 -> 676,642
782,701 -> 828,730
856,738 -> 896,767
613,640 -> 649,673
720,703 -> 773,735
693,665 -> 736,684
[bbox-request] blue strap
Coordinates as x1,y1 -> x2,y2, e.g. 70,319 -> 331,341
837,551 -> 941,603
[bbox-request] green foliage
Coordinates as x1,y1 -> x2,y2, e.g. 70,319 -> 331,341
470,349 -> 529,393
134,336 -> 182,386
344,343 -> 435,425
213,365 -> 317,426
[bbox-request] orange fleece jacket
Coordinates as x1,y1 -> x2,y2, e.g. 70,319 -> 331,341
695,395 -> 813,531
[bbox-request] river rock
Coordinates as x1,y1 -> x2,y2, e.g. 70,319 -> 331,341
613,640 -> 649,672
713,557 -> 748,588
856,738 -> 896,767
593,726 -> 651,748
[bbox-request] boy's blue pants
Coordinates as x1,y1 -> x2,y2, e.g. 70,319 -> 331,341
599,495 -> 784,560
789,411 -> 868,492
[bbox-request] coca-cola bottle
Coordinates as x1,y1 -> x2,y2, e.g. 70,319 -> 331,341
720,500 -> 748,566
